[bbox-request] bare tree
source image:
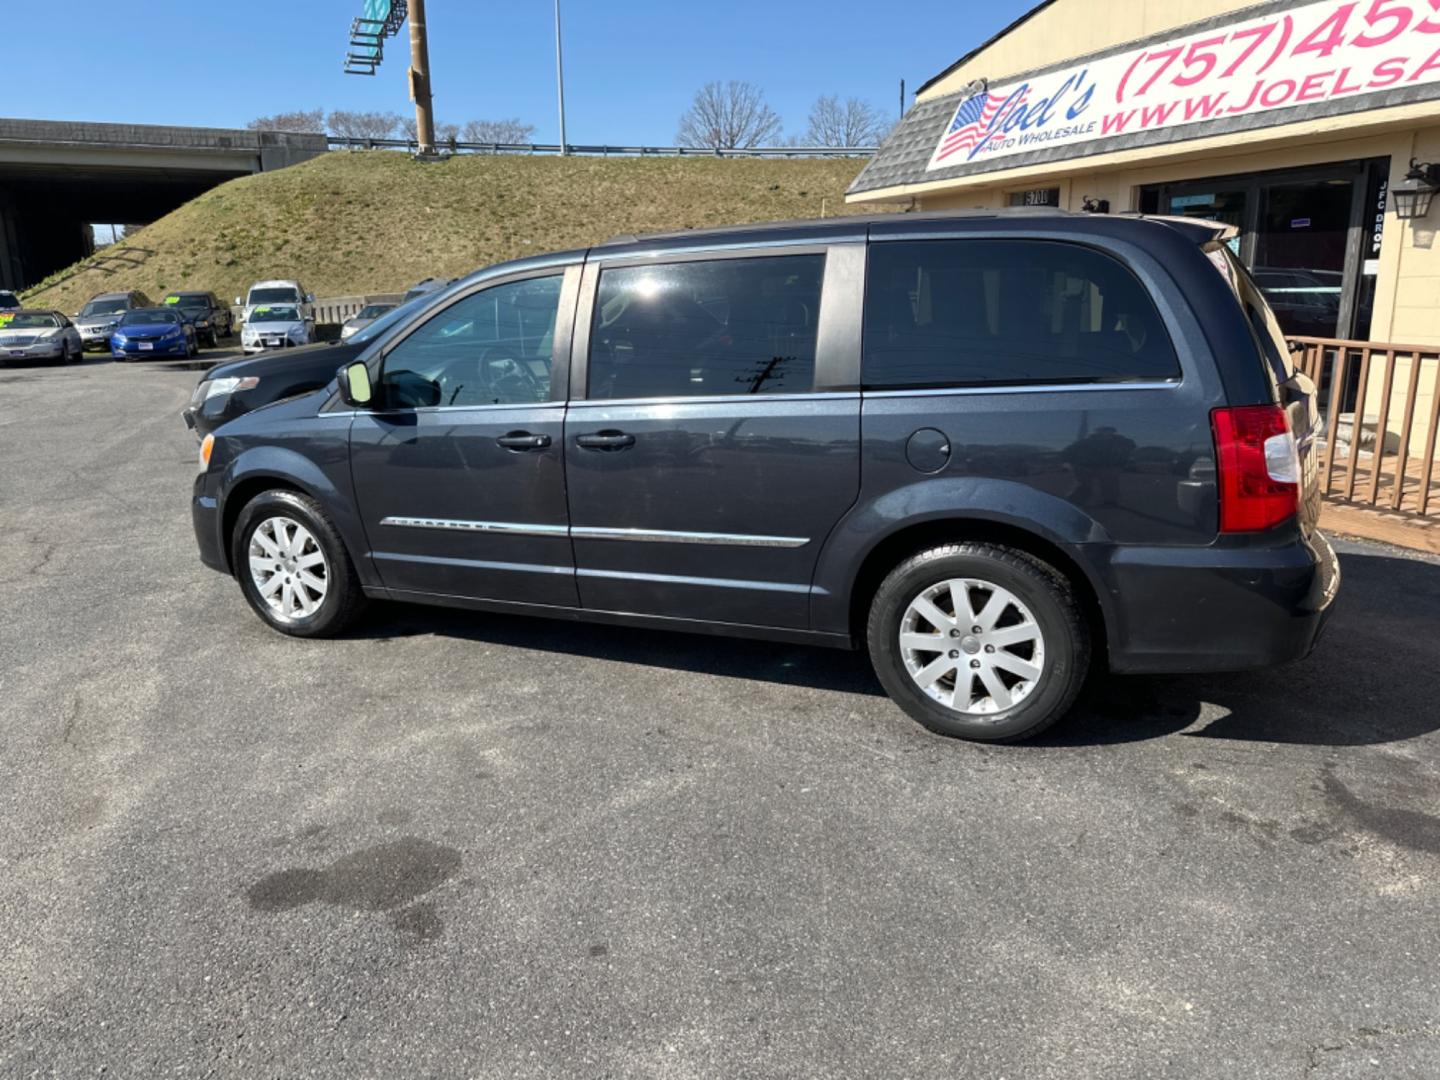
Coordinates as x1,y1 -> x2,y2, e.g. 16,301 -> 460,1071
805,95 -> 890,147
326,110 -> 404,140
676,81 -> 782,149
246,109 -> 325,134
462,118 -> 537,146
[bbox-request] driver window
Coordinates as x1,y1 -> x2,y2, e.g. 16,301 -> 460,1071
379,275 -> 563,409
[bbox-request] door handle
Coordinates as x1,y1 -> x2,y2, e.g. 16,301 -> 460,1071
496,431 -> 552,451
575,430 -> 636,451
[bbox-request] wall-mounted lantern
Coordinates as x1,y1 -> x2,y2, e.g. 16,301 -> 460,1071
1391,158 -> 1440,220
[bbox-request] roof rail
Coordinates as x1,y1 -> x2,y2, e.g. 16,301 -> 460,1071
599,206 -> 1078,247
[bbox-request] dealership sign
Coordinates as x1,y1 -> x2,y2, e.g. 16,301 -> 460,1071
928,0 -> 1440,171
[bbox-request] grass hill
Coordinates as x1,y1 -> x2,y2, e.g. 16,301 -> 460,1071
22,152 -> 881,314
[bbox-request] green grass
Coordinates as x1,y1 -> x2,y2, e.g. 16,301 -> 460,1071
22,152 -> 879,313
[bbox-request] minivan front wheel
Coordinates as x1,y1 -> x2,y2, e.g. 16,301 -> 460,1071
868,543 -> 1090,742
231,490 -> 367,637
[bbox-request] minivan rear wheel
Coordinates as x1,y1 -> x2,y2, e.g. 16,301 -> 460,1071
231,490 -> 367,637
867,542 -> 1090,742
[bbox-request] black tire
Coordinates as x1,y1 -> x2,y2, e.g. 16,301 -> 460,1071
230,489 -> 368,638
867,542 -> 1090,743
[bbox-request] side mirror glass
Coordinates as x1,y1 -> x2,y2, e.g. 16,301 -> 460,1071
305,293 -> 315,303
336,361 -> 373,408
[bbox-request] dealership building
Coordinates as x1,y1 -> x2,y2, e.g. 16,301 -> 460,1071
850,0 -> 1440,350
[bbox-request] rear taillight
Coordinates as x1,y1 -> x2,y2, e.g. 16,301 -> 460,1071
1211,405 -> 1300,532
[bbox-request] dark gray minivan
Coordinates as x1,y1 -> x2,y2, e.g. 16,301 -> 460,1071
191,211 -> 1338,741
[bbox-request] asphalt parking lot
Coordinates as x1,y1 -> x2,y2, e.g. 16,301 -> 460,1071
2,356 -> 1439,1079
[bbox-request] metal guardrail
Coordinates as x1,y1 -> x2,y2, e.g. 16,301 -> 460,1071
1291,335 -> 1440,519
325,136 -> 877,158
312,292 -> 403,325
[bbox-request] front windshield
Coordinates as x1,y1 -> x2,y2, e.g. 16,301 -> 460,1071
356,304 -> 394,320
82,298 -> 129,317
249,287 -> 300,306
4,313 -> 59,329
120,309 -> 179,326
348,293 -> 433,345
251,305 -> 300,323
168,294 -> 209,309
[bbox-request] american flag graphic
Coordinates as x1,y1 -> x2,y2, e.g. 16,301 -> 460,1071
934,90 -> 1014,165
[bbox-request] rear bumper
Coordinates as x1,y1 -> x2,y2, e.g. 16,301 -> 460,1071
1105,529 -> 1340,674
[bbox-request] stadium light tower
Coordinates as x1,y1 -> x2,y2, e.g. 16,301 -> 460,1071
344,0 -> 436,155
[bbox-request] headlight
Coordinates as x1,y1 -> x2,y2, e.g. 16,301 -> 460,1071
200,376 -> 259,401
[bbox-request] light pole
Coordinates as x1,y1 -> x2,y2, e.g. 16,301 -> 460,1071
409,0 -> 436,154
554,0 -> 568,155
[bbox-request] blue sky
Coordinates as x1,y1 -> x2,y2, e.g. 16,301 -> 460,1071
7,1 -> 1035,144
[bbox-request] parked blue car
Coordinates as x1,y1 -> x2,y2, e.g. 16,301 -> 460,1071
111,308 -> 198,360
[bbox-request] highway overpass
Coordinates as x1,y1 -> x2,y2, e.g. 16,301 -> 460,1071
0,119 -> 327,291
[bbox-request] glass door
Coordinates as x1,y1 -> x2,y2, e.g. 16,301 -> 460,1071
1142,158 -> 1390,342
1252,179 -> 1353,339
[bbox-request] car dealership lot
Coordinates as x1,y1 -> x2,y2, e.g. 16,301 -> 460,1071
2,360 -> 1439,1078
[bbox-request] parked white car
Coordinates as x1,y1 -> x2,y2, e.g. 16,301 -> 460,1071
237,280 -> 314,326
240,304 -> 315,354
0,310 -> 83,365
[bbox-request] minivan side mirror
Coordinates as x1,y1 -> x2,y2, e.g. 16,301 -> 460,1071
336,361 -> 373,408
305,293 -> 315,304
235,296 -> 243,306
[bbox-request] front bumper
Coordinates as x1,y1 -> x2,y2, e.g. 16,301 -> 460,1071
113,338 -> 188,358
1,343 -> 63,362
192,472 -> 227,574
79,329 -> 115,350
242,337 -> 301,354
1105,529 -> 1340,674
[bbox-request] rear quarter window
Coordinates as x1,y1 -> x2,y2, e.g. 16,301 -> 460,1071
862,239 -> 1181,389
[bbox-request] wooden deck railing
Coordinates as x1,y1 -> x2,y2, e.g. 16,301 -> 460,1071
1289,336 -> 1440,520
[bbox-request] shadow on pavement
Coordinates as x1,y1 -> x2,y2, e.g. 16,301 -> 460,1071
360,547 -> 1438,748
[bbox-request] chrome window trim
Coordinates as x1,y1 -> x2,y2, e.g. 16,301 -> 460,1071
380,517 -> 808,549
565,391 -> 859,409
862,380 -> 1182,399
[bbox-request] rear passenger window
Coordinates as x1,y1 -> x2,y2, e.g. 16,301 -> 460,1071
588,254 -> 824,399
863,240 -> 1180,388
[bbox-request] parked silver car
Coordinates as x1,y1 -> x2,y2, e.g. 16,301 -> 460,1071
339,302 -> 396,340
75,291 -> 151,351
0,310 -> 83,365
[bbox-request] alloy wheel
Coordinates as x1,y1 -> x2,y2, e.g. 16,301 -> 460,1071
899,577 -> 1046,715
247,516 -> 329,621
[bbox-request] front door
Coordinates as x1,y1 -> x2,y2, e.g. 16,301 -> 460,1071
350,268 -> 580,606
563,249 -> 861,630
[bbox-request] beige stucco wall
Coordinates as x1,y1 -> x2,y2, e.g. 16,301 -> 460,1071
918,0 -> 1263,102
